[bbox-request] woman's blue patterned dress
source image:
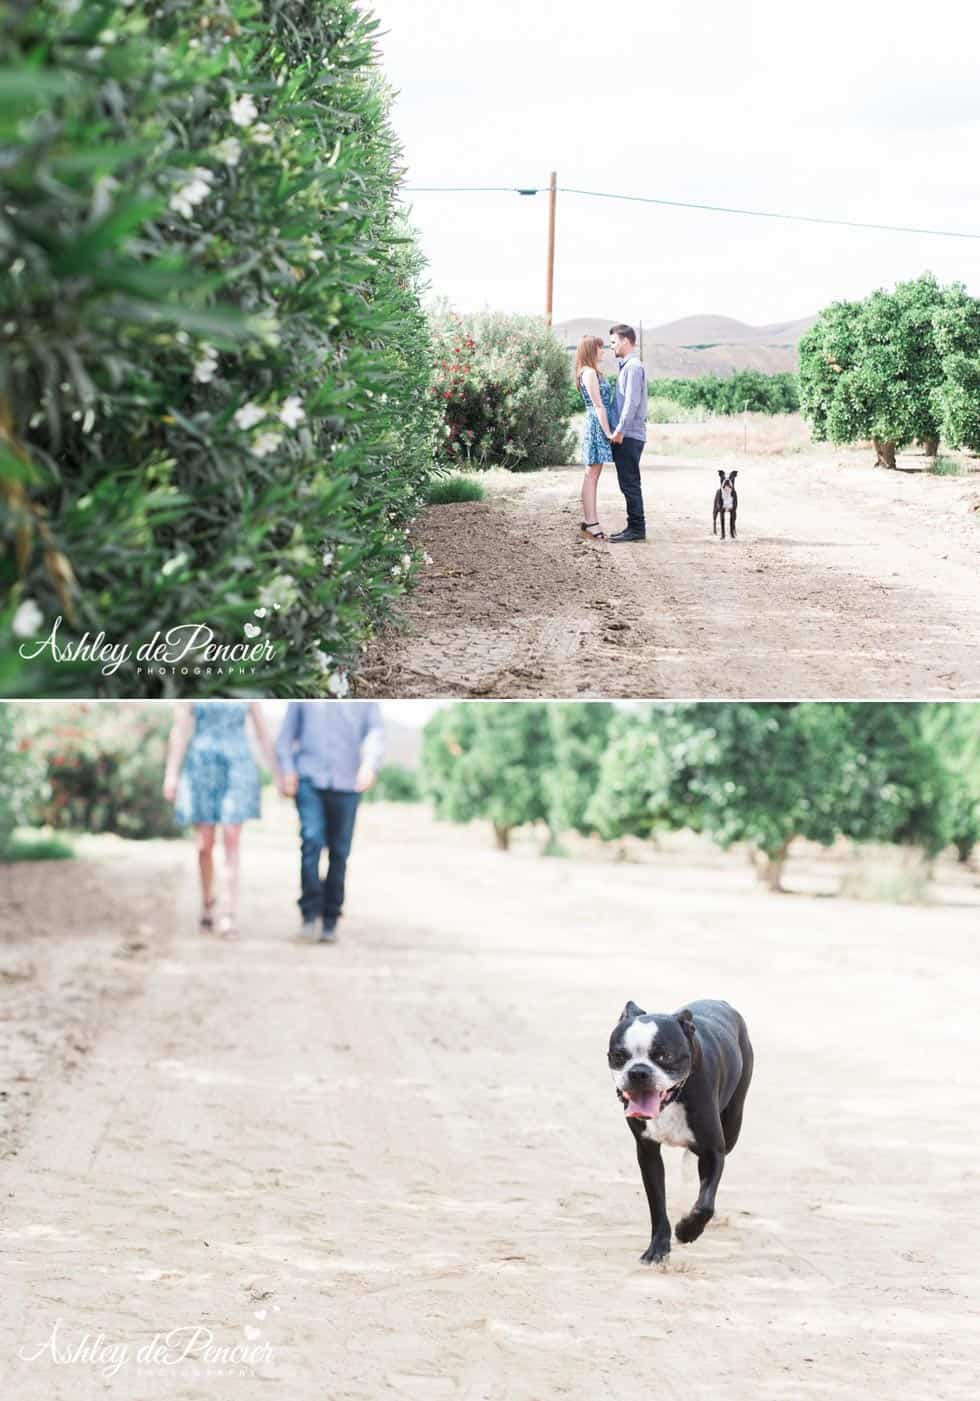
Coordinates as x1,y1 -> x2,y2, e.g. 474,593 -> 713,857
578,374 -> 615,466
175,702 -> 261,827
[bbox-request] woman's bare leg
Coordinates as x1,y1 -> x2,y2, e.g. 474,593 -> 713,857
196,825 -> 217,927
219,824 -> 243,935
581,464 -> 603,529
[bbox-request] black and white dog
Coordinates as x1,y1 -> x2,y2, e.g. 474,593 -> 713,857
608,999 -> 753,1264
712,470 -> 738,538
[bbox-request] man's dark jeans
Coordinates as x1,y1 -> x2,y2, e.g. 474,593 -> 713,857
612,435 -> 646,533
295,778 -> 360,923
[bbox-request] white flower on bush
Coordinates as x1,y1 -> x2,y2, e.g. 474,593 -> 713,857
313,648 -> 332,673
279,396 -> 305,428
230,94 -> 258,128
193,345 -> 219,383
322,549 -> 334,568
402,553 -> 412,569
391,565 -> 401,578
249,312 -> 281,347
233,402 -> 265,430
259,574 -> 299,612
213,137 -> 242,167
308,248 -> 324,261
327,670 -> 350,698
424,552 -> 433,565
169,167 -> 213,219
251,431 -> 282,458
252,123 -> 274,145
12,599 -> 43,638
90,172 -> 120,221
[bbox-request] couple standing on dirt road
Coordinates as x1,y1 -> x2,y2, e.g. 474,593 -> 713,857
575,323 -> 648,544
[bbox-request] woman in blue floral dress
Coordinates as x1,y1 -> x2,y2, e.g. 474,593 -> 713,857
574,334 -> 615,540
163,702 -> 279,938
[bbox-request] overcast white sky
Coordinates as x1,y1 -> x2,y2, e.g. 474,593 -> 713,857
371,0 -> 980,326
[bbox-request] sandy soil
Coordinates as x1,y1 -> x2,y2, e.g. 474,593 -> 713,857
1,800 -> 977,1399
359,422 -> 980,699
0,838 -> 185,1159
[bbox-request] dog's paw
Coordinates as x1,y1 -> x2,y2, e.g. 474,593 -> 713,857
640,1238 -> 671,1266
675,1210 -> 711,1244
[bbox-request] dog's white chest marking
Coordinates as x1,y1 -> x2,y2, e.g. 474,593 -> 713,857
642,1101 -> 695,1149
721,489 -> 733,510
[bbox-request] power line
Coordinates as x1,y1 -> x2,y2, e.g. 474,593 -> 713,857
401,183 -> 980,242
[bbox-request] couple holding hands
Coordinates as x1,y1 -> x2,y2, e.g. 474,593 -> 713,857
163,701 -> 383,943
575,323 -> 648,544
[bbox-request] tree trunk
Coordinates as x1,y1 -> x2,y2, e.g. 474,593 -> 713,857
920,435 -> 939,457
492,823 -> 510,852
873,437 -> 897,469
755,839 -> 791,892
954,837 -> 976,866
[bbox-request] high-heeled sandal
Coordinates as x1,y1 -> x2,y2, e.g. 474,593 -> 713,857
217,913 -> 240,940
199,898 -> 216,935
580,521 -> 606,540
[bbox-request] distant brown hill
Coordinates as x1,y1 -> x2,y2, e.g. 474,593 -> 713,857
554,313 -> 816,378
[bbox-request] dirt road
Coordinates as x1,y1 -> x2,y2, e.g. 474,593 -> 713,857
359,424 -> 980,699
2,802 -> 978,1399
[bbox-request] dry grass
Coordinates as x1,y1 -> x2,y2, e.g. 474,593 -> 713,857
651,412 -> 814,458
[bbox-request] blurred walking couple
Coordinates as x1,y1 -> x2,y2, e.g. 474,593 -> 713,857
575,323 -> 647,543
163,701 -> 384,943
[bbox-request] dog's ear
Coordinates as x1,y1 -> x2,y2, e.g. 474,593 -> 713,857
676,1009 -> 702,1068
730,470 -> 738,480
619,1000 -> 645,1022
717,469 -> 726,481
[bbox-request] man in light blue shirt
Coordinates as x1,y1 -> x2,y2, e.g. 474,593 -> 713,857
275,701 -> 385,943
608,323 -> 647,542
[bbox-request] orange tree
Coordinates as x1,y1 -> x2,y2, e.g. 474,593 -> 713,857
799,273 -> 955,467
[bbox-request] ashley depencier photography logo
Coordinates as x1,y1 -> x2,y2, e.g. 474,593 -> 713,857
17,1319 -> 277,1380
16,617 -> 279,679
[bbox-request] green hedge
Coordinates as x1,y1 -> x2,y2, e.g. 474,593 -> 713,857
566,370 -> 799,418
1,0 -> 437,697
362,762 -> 419,802
650,371 -> 800,415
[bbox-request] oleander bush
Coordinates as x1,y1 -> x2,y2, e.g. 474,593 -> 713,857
0,0 -> 437,698
0,702 -> 50,856
20,702 -> 182,838
431,310 -> 575,469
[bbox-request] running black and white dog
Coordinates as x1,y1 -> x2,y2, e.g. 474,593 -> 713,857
608,999 -> 753,1264
712,470 -> 738,538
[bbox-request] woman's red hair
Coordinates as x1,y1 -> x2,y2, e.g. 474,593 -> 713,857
573,334 -> 604,382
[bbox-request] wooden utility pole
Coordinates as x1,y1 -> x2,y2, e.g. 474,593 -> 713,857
545,171 -> 557,328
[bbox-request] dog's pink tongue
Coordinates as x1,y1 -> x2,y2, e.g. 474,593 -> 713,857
626,1089 -> 665,1119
